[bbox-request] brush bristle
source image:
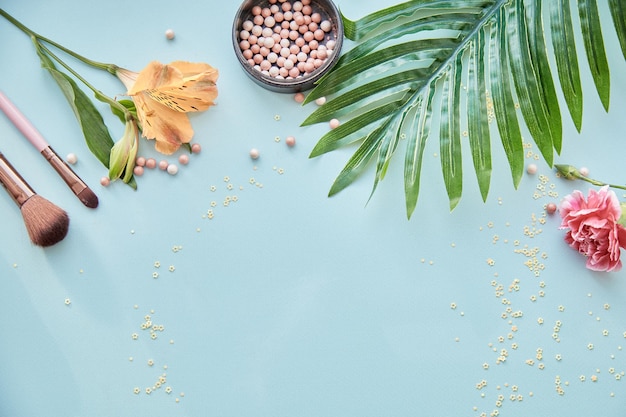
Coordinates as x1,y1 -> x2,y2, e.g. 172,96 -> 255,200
77,187 -> 99,208
20,195 -> 70,247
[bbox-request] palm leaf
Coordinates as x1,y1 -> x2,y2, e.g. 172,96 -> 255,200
303,0 -> 624,218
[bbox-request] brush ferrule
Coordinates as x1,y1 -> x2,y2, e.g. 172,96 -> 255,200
41,146 -> 87,195
0,153 -> 35,207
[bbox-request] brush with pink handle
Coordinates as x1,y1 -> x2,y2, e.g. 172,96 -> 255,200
0,91 -> 98,208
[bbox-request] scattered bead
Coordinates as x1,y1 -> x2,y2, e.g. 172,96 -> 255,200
315,96 -> 326,106
100,176 -> 110,187
249,148 -> 260,159
158,160 -> 169,170
579,166 -> 589,176
546,202 -> 557,214
145,158 -> 157,169
526,163 -> 537,175
66,153 -> 77,165
133,165 -> 144,176
178,154 -> 190,165
165,29 -> 175,40
285,136 -> 296,147
167,164 -> 179,175
294,92 -> 305,103
329,118 -> 340,129
191,143 -> 202,154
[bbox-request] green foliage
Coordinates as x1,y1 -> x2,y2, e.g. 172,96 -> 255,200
303,0 -> 625,218
34,38 -> 115,169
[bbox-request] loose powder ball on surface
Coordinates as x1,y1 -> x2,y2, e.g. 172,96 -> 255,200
167,164 -> 179,175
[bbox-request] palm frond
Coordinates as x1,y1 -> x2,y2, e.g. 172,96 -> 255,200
302,0 -> 625,218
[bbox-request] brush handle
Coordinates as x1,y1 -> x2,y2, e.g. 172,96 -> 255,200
0,91 -> 48,151
0,153 -> 35,208
0,91 -> 97,208
41,146 -> 86,194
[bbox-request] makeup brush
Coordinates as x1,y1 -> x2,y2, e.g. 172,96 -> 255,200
0,91 -> 98,208
0,152 -> 69,247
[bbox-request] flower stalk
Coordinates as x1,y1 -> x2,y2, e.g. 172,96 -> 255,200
1,8 -> 218,188
0,8 -> 118,75
555,164 -> 626,191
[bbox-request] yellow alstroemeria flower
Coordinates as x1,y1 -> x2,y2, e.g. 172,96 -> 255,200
116,61 -> 218,154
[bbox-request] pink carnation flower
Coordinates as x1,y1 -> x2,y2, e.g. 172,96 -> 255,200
559,186 -> 626,272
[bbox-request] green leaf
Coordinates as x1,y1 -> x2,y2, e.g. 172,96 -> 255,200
334,15 -> 476,73
302,68 -> 426,125
523,0 -> 562,153
369,116 -> 401,200
33,39 -> 114,168
489,9 -> 524,188
608,0 -> 626,60
578,0 -> 611,111
404,87 -> 434,219
467,28 -> 491,202
342,0 -> 495,41
506,0 -> 554,166
306,38 -> 458,103
309,92 -> 410,157
303,0 -> 620,218
440,56 -> 463,211
549,0 -> 583,132
328,125 -> 385,197
106,98 -> 137,124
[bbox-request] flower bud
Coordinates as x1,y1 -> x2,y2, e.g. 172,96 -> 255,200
109,118 -> 139,183
555,164 -> 581,180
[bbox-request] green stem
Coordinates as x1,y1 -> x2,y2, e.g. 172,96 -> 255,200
34,40 -> 128,115
0,8 -> 119,75
555,164 -> 626,190
575,174 -> 626,191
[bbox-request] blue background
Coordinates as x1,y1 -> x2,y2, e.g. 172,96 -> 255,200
0,1 -> 625,416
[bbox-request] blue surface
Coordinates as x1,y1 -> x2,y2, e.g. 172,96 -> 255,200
0,1 -> 625,416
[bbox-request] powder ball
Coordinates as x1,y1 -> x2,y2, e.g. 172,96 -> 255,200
66,153 -> 77,165
165,29 -> 175,40
133,166 -> 144,176
178,154 -> 190,165
250,148 -> 260,160
167,164 -> 179,175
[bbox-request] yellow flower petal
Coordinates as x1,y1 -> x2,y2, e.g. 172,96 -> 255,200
129,61 -> 218,112
133,93 -> 193,155
118,60 -> 218,154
